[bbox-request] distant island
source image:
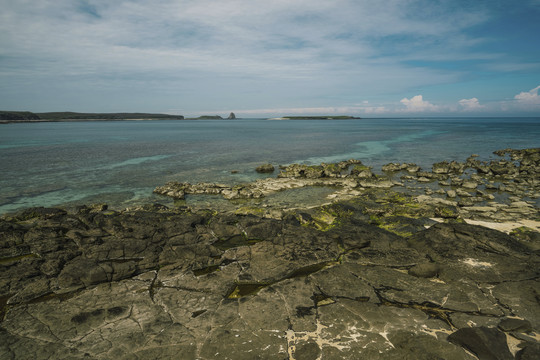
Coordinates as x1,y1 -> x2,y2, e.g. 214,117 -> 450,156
185,115 -> 224,120
279,115 -> 361,120
185,113 -> 236,120
1,111 -> 240,123
0,111 -> 185,123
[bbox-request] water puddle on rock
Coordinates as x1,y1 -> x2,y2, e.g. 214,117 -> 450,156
226,283 -> 269,299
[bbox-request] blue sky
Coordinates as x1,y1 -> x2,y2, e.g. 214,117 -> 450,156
1,0 -> 539,117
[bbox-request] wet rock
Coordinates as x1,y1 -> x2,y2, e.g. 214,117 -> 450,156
516,343 -> 540,360
278,164 -> 325,178
406,164 -> 421,173
498,318 -> 532,333
449,160 -> 466,174
462,180 -> 478,189
382,163 -> 405,172
456,188 -> 473,197
490,160 -> 518,176
432,161 -> 451,174
358,179 -> 396,188
350,164 -> 374,178
447,327 -> 513,360
294,340 -> 321,360
57,258 -> 110,290
153,181 -> 187,199
255,163 -> 275,173
408,263 -> 440,278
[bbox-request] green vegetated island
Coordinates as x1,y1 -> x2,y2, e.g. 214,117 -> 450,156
1,111 -> 361,123
0,111 -> 241,123
0,111 -> 185,122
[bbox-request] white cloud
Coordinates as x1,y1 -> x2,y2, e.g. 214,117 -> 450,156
0,0 -> 532,113
514,85 -> 540,104
458,97 -> 484,111
400,95 -> 439,112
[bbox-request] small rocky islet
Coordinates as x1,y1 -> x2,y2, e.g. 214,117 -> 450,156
1,148 -> 539,359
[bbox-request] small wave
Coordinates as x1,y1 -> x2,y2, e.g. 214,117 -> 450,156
298,129 -> 445,164
103,155 -> 172,169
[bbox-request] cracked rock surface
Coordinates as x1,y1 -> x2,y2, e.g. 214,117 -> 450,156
1,200 -> 538,359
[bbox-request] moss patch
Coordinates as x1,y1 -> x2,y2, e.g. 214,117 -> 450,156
226,282 -> 269,299
0,253 -> 40,265
234,206 -> 265,216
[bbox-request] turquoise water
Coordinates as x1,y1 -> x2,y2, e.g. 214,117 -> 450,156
1,118 -> 539,214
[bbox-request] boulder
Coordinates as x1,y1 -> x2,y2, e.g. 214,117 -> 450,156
447,327 -> 513,360
406,164 -> 421,173
432,161 -> 451,174
490,160 -> 518,176
498,318 -> 532,333
350,164 -> 374,178
278,164 -> 325,179
516,343 -> 540,360
255,164 -> 275,173
449,160 -> 466,174
382,163 -> 404,172
462,181 -> 478,189
408,263 -> 440,278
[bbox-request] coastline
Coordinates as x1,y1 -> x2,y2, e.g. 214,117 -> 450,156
1,147 -> 539,358
0,118 -> 185,124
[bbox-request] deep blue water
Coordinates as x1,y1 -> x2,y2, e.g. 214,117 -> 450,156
1,117 -> 539,214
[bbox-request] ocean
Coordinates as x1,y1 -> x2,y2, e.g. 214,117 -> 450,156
1,117 -> 539,214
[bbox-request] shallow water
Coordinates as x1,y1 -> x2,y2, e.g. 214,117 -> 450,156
1,117 -> 538,214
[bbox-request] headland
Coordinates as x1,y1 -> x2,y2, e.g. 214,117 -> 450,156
0,111 -> 185,123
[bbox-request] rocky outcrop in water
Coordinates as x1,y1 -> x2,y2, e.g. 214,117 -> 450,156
256,163 -> 275,173
155,149 -> 540,218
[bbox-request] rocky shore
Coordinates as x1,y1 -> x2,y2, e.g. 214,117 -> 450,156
1,148 -> 539,359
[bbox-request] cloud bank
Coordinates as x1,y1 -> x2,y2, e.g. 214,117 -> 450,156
400,95 -> 439,112
0,1 -> 539,115
458,98 -> 484,111
514,86 -> 540,105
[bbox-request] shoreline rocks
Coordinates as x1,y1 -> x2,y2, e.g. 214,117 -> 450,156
1,148 -> 539,359
154,148 -> 539,225
255,163 -> 275,173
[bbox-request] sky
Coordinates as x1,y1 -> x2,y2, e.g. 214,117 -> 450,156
1,0 -> 540,117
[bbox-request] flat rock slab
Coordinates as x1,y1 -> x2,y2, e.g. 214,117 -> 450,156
0,206 -> 539,359
447,327 -> 514,360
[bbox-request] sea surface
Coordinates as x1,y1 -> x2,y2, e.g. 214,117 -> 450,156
1,117 -> 539,214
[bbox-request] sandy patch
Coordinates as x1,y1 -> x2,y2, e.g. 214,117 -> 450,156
463,219 -> 540,234
430,218 -> 540,234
